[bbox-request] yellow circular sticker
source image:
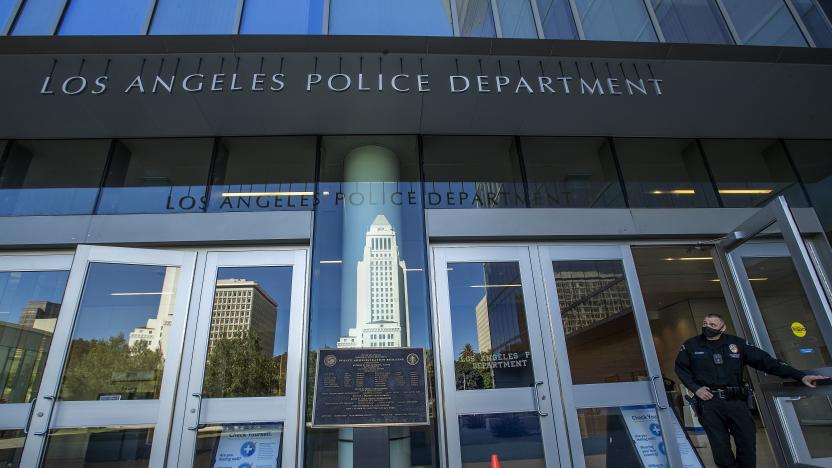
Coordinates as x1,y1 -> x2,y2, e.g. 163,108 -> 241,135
791,322 -> 807,338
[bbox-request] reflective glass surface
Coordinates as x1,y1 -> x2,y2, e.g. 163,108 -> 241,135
10,0 -> 63,35
58,0 -> 153,35
792,0 -> 832,47
496,0 -> 538,38
208,137 -> 316,213
522,137 -> 625,208
552,260 -> 648,384
650,0 -> 733,44
721,0 -> 807,46
97,138 -> 212,215
0,0 -> 18,34
822,0 -> 832,20
573,0 -> 658,42
0,140 -> 109,216
41,426 -> 154,467
742,256 -> 831,369
459,412 -> 545,467
329,0 -> 453,36
194,423 -> 283,467
785,140 -> 832,243
59,263 -> 180,401
615,138 -> 719,208
202,267 -> 292,399
0,270 -> 68,404
0,430 -> 24,467
701,140 -> 809,208
150,0 -> 239,35
578,406 -> 669,467
776,395 -> 832,459
240,0 -> 323,34
449,262 -> 534,390
423,136 -> 526,209
535,0 -> 578,39
457,0 -> 496,37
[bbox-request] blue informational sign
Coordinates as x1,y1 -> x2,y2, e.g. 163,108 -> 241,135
213,424 -> 282,468
620,405 -> 702,468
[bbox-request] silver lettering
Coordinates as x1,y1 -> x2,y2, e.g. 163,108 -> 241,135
476,75 -> 490,93
182,74 -> 204,92
557,76 -> 572,94
625,78 -> 647,95
40,76 -> 54,95
92,76 -> 108,95
357,73 -> 370,91
306,73 -> 322,91
515,77 -> 533,94
230,73 -> 243,91
417,74 -> 430,92
450,75 -> 470,92
211,74 -> 225,92
152,75 -> 175,93
124,75 -> 145,94
648,78 -> 663,95
270,73 -> 285,91
607,78 -> 621,95
580,78 -> 604,95
495,76 -> 509,93
391,74 -> 409,92
328,73 -> 351,92
62,76 -> 87,95
251,73 -> 265,91
538,76 -> 556,93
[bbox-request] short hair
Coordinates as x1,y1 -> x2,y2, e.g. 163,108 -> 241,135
704,313 -> 725,323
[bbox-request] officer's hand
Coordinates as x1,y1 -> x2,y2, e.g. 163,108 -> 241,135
695,386 -> 713,400
801,375 -> 830,388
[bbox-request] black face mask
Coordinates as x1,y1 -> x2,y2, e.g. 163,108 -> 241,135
702,326 -> 723,339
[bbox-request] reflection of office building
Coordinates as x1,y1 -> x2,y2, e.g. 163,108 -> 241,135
0,322 -> 53,403
127,267 -> 179,355
338,214 -> 409,348
207,279 -> 278,356
557,270 -> 632,335
475,296 -> 491,353
18,301 -> 60,329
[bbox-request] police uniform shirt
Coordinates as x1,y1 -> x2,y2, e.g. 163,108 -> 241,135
675,333 -> 805,393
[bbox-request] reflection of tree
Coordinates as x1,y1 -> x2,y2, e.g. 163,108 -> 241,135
202,332 -> 286,398
454,343 -> 494,391
60,335 -> 163,400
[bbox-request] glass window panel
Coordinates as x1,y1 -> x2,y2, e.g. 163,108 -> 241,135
457,0 -> 497,37
194,423 -> 283,467
0,140 -> 109,216
423,136 -> 525,209
776,395 -> 832,459
822,0 -> 832,21
616,138 -> 719,208
742,256 -> 832,368
150,0 -> 239,35
58,0 -> 153,35
792,0 -> 832,47
578,406 -> 669,467
0,430 -> 24,466
0,270 -> 69,404
0,1 -> 18,34
496,0 -> 537,38
701,139 -> 808,208
721,0 -> 807,46
553,260 -> 648,384
522,137 -> 625,208
459,412 -> 545,467
240,0 -> 323,34
448,262 -> 534,391
535,0 -> 578,39
650,0 -> 733,44
58,263 -> 181,401
785,140 -> 832,243
10,0 -> 63,35
97,138 -> 212,214
41,426 -> 154,467
328,0 -> 453,36
573,0 -> 658,42
202,267 -> 292,398
208,137 -> 316,213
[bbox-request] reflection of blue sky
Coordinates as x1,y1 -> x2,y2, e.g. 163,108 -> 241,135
0,271 -> 70,324
215,266 -> 292,356
309,181 -> 430,349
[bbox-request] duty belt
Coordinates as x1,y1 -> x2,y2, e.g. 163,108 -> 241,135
712,387 -> 743,400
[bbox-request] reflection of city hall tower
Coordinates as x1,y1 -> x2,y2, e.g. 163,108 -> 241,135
337,214 -> 409,349
207,279 -> 278,355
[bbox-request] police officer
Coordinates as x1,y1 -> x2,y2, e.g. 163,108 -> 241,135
675,313 -> 828,468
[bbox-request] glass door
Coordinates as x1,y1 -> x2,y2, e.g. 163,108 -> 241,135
169,249 -> 308,468
17,245 -> 197,466
431,246 -> 565,468
713,197 -> 832,467
537,244 -> 686,468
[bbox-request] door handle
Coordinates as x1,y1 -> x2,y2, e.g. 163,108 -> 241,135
33,395 -> 56,436
650,376 -> 669,410
187,393 -> 203,431
22,398 -> 37,435
532,381 -> 548,417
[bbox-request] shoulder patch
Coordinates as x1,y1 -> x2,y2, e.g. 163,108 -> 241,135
680,344 -> 685,351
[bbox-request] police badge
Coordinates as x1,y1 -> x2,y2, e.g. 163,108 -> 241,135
729,344 -> 738,353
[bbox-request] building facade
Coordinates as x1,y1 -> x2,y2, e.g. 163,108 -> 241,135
0,1 -> 831,468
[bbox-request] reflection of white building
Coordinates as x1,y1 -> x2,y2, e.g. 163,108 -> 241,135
207,279 -> 277,356
475,296 -> 491,353
337,214 -> 410,348
127,267 -> 179,355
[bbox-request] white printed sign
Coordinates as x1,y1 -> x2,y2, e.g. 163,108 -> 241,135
620,405 -> 702,468
213,424 -> 282,468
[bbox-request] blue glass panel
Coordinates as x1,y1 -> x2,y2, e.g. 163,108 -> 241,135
58,0 -> 153,35
11,0 -> 64,35
150,0 -> 239,35
721,0 -> 807,46
535,0 -> 578,39
821,0 -> 832,20
459,413 -> 546,465
496,0 -> 537,38
650,0 -> 733,44
457,0 -> 496,37
792,0 -> 832,47
0,0 -> 18,34
329,0 -> 453,36
240,0 -> 323,34
573,0 -> 658,42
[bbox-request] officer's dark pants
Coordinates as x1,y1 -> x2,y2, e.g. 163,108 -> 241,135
699,398 -> 756,468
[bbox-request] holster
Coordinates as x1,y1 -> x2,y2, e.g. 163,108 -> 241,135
685,394 -> 702,419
